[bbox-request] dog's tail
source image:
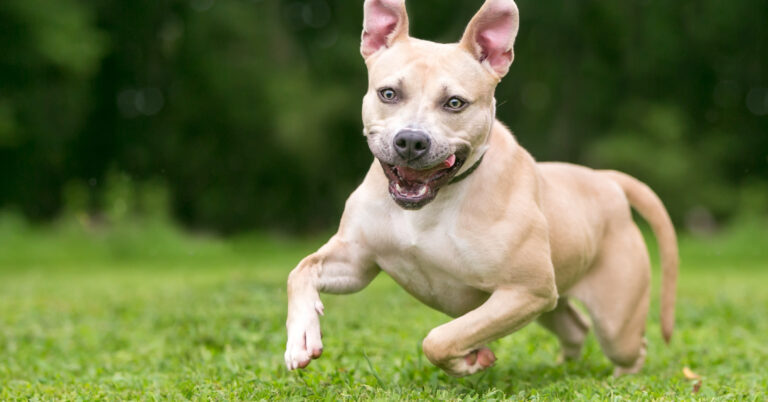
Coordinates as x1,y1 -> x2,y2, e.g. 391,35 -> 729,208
601,170 -> 679,344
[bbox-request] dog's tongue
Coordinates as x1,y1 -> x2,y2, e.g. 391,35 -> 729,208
444,154 -> 456,168
396,154 -> 456,182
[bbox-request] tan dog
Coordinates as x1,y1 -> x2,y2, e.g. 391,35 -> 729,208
285,0 -> 678,377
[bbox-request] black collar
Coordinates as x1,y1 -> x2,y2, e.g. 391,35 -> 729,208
448,153 -> 485,185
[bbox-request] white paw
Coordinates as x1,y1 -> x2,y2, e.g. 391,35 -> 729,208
443,347 -> 496,377
284,301 -> 324,370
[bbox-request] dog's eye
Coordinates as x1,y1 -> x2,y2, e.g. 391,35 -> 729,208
378,88 -> 399,103
444,97 -> 467,111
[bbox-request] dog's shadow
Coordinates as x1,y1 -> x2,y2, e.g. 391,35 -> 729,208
464,360 -> 612,395
388,358 -> 615,397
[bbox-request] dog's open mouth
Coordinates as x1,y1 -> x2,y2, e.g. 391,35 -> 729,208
380,153 -> 467,209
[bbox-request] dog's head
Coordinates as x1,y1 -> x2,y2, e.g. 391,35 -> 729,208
360,0 -> 519,209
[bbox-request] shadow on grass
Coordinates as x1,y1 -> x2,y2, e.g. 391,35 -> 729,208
435,359 -> 613,397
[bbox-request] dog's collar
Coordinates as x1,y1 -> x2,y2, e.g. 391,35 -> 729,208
449,152 -> 486,185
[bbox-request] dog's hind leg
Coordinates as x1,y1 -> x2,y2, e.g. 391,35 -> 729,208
569,222 -> 651,376
537,297 -> 590,363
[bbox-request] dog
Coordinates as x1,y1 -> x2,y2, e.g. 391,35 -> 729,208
284,0 -> 678,377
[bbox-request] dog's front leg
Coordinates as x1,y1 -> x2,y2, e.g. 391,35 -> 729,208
285,234 -> 378,370
422,285 -> 558,377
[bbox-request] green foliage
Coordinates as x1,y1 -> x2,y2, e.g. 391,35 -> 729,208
0,217 -> 767,399
0,0 -> 766,233
3,0 -> 106,75
0,170 -> 228,265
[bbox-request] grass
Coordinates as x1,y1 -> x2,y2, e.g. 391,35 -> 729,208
0,212 -> 767,399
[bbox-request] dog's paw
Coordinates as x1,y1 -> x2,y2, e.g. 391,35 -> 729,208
284,300 -> 324,370
442,347 -> 496,377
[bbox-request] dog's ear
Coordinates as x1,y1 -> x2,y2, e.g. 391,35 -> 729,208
459,0 -> 519,78
361,0 -> 409,59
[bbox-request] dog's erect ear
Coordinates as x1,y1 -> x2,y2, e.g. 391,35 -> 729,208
361,0 -> 409,59
459,0 -> 519,78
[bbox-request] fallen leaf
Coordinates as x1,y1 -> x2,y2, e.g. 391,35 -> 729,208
692,379 -> 702,394
683,366 -> 701,380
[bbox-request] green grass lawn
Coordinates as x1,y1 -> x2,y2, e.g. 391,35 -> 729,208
0,214 -> 767,399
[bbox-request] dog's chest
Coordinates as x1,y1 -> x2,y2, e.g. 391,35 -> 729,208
366,210 -> 504,317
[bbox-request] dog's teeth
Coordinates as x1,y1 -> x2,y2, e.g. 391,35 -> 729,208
395,183 -> 404,193
416,186 -> 428,197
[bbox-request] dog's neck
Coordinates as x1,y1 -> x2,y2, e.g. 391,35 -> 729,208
449,152 -> 486,185
429,122 -> 521,204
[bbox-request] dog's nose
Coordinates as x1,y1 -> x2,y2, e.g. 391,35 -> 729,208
393,130 -> 431,161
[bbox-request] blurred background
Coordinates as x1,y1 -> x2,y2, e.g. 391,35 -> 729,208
0,0 -> 766,236
1,1 -> 767,397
